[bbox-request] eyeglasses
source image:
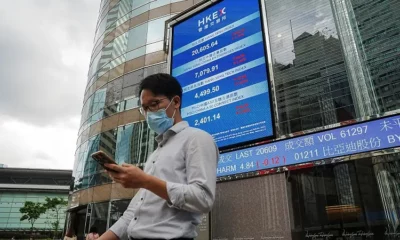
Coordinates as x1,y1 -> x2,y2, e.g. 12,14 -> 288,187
139,98 -> 168,115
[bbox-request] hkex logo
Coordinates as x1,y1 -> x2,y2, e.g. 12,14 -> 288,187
198,7 -> 226,27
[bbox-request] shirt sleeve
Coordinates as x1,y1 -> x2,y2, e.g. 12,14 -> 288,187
109,192 -> 140,239
166,130 -> 218,213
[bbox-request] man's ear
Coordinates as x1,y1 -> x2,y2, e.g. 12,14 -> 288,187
174,96 -> 181,109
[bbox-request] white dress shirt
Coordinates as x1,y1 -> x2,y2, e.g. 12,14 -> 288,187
109,121 -> 218,239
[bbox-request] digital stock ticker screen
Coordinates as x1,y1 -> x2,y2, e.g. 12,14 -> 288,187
171,0 -> 274,149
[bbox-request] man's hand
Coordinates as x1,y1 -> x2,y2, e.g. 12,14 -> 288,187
97,230 -> 119,240
105,163 -> 150,189
105,163 -> 170,201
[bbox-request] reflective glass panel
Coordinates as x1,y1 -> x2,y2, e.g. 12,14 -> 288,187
89,202 -> 109,235
115,121 -> 157,166
288,153 -> 400,240
265,0 -> 356,135
147,16 -> 170,43
127,23 -> 149,51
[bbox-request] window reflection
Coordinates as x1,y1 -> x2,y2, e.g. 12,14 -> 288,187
81,135 -> 100,189
147,16 -> 170,43
103,103 -> 119,118
92,89 -> 107,115
123,68 -> 145,88
110,54 -> 126,70
118,96 -> 139,112
73,144 -> 86,191
74,120 -> 158,191
115,121 -> 157,166
80,89 -> 106,128
143,63 -> 168,77
93,0 -> 149,52
94,42 -> 114,78
99,0 -> 109,12
132,0 -> 150,11
124,97 -> 139,110
94,2 -> 120,47
126,46 -> 146,61
75,128 -> 117,189
94,14 -> 108,44
0,193 -> 67,231
373,154 -> 400,233
105,77 -> 123,106
74,64 -> 166,191
265,0 -> 356,135
112,33 -> 129,61
104,3 -> 121,37
116,0 -> 133,25
266,0 -> 400,135
288,153 -> 400,239
345,0 -> 400,113
131,3 -> 150,18
99,129 -> 117,160
88,202 -> 109,235
150,0 -> 171,9
89,50 -> 102,79
90,12 -> 171,83
90,172 -> 112,187
146,41 -> 164,54
127,23 -> 149,52
89,11 -> 174,89
78,64 -> 166,136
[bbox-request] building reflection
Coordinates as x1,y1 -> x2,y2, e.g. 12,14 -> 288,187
116,121 -> 157,167
274,31 -> 355,134
349,0 -> 400,113
288,153 -> 400,239
373,154 -> 400,233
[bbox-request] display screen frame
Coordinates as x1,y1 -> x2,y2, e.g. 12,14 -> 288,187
168,0 -> 276,151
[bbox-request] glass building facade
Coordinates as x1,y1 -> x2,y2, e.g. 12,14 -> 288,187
68,1 -> 202,239
288,154 -> 400,239
0,168 -> 71,239
68,0 -> 400,239
0,193 -> 67,230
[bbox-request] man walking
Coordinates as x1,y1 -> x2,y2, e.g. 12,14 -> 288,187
100,73 -> 218,240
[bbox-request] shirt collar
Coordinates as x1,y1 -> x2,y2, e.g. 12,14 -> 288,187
155,121 -> 189,143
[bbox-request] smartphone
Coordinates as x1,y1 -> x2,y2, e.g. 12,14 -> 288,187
91,151 -> 118,172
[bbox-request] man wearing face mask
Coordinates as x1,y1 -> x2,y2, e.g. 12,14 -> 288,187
101,73 -> 219,240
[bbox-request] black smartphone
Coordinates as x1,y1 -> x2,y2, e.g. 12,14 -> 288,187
91,151 -> 118,172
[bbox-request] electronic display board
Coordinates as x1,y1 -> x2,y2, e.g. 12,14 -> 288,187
217,114 -> 400,177
171,0 -> 274,149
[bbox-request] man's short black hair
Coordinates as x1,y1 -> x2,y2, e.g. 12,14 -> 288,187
139,73 -> 182,100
